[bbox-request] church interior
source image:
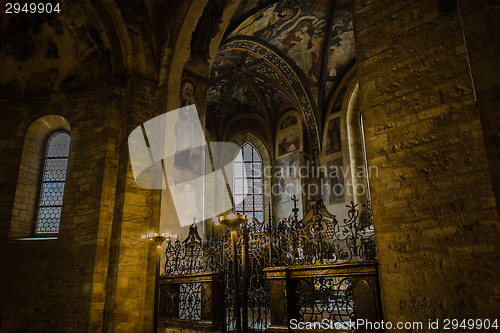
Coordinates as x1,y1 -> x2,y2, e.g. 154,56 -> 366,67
0,0 -> 499,332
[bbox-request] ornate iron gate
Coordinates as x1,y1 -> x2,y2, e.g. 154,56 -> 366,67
223,218 -> 272,332
160,199 -> 379,332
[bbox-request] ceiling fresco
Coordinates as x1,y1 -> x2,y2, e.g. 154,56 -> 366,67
0,0 -> 111,94
230,0 -> 334,86
206,0 -> 356,152
207,48 -> 296,123
325,0 -> 355,96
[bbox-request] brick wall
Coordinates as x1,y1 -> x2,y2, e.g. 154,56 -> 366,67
353,0 -> 500,325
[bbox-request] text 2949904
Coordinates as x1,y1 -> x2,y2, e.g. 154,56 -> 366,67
5,3 -> 61,14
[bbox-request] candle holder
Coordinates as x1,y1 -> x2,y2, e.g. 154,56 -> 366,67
142,232 -> 167,333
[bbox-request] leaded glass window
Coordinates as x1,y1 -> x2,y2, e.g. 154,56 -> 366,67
233,143 -> 264,223
36,132 -> 70,234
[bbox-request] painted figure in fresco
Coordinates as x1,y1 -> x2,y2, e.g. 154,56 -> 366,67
326,117 -> 341,155
234,3 -> 277,36
308,34 -> 322,83
280,138 -> 296,153
328,12 -> 355,79
206,84 -> 223,105
328,158 -> 345,204
235,85 -> 248,104
279,170 -> 288,203
259,7 -> 300,41
284,21 -> 313,71
265,88 -> 288,110
279,136 -> 300,156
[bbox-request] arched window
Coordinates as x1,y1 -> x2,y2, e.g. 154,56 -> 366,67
36,132 -> 71,234
233,143 -> 264,223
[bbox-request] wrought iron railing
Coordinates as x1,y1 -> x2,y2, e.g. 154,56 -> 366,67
296,276 -> 354,324
163,200 -> 375,275
178,283 -> 202,320
159,199 -> 380,331
272,200 -> 375,266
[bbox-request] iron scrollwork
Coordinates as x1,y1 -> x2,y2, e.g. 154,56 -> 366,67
272,200 -> 375,266
162,199 -> 376,329
178,283 -> 202,320
296,277 -> 354,324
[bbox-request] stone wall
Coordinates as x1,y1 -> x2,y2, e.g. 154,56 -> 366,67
352,0 -> 500,326
0,84 -> 123,332
459,0 -> 500,217
1,0 -> 499,331
0,77 -> 161,332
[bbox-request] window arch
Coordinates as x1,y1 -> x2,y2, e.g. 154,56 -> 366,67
36,132 -> 71,234
233,143 -> 264,224
10,115 -> 71,239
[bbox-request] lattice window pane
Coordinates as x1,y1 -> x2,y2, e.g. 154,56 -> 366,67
36,207 -> 62,234
234,178 -> 243,192
255,212 -> 264,222
254,182 -> 263,194
243,162 -> 253,177
36,132 -> 70,234
242,144 -> 252,159
43,158 -> 68,181
234,150 -> 243,163
39,182 -> 65,207
244,196 -> 254,208
253,150 -> 262,162
46,133 -> 70,158
254,195 -> 263,209
234,162 -> 244,178
233,143 -> 264,231
243,181 -> 251,195
234,195 -> 244,209
252,163 -> 262,178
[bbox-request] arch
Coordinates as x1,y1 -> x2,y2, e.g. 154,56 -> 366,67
275,109 -> 304,159
208,37 -> 320,153
9,115 -> 71,238
233,143 -> 265,224
229,131 -> 272,223
164,0 -> 242,111
322,74 -> 369,209
321,68 -> 371,218
35,132 -> 71,235
87,0 -> 131,76
346,83 -> 370,208
221,113 -> 272,147
229,131 -> 271,169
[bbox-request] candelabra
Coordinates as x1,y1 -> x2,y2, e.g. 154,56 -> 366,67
142,232 -> 168,333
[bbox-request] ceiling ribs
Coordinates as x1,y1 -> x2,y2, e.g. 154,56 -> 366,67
209,70 -> 233,85
242,72 -> 272,126
217,71 -> 239,138
243,68 -> 295,102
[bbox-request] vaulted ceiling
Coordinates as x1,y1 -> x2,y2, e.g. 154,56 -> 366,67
206,0 -> 356,151
0,1 -> 112,95
0,0 -> 186,96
